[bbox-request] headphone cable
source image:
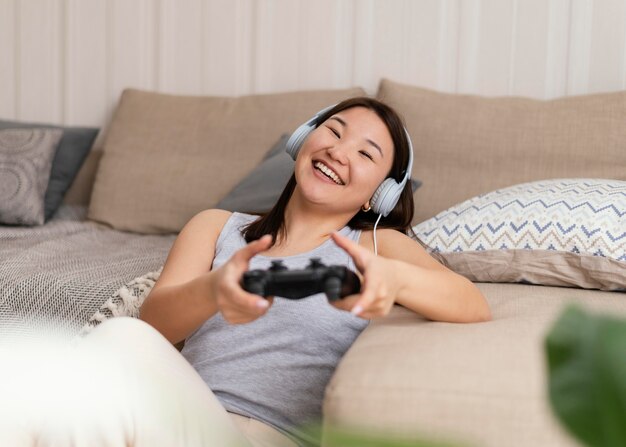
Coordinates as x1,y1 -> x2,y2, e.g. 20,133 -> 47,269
373,213 -> 383,256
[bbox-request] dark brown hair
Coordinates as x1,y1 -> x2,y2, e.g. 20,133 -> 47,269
242,97 -> 416,245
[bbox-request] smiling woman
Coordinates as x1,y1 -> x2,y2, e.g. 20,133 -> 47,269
131,96 -> 492,446
244,97 -> 415,250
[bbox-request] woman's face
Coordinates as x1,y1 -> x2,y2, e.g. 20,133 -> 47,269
294,106 -> 395,213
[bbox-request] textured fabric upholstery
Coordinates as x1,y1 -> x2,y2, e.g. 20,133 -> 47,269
324,283 -> 626,447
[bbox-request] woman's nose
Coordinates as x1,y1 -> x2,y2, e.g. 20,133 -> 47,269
327,144 -> 349,164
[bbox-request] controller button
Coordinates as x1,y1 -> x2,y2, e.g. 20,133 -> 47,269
309,258 -> 323,268
269,260 -> 287,271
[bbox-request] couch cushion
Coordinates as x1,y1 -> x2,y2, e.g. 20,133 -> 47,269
215,134 -> 293,214
413,178 -> 626,291
324,283 -> 626,447
376,79 -> 626,224
0,128 -> 63,225
0,120 -> 98,220
88,87 -> 365,234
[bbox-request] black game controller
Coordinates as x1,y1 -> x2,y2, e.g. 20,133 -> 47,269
241,258 -> 361,301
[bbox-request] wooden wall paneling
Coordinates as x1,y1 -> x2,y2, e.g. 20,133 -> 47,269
18,0 -> 63,123
472,0 -> 517,96
456,0 -> 482,94
297,0 -> 354,91
204,0 -> 254,96
544,0 -> 571,99
436,0 -> 460,93
510,0 -> 552,97
403,0 -> 458,93
364,1 -> 413,89
157,0 -> 204,95
253,0 -> 302,93
5,0 -> 626,124
0,0 -> 16,119
567,0 -> 593,95
65,0 -> 107,126
352,0 -> 376,93
108,0 -> 156,102
330,0 -> 355,90
587,0 -> 626,93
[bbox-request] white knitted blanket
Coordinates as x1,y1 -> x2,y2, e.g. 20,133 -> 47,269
0,205 -> 174,340
77,267 -> 162,337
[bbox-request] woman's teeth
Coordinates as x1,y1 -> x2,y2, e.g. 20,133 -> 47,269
314,161 -> 343,185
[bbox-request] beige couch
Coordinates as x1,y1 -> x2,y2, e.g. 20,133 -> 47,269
57,79 -> 626,447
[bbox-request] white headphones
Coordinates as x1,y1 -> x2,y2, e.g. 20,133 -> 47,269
285,104 -> 414,217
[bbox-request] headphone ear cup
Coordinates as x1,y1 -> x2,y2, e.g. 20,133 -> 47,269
285,123 -> 315,160
370,178 -> 405,217
286,104 -> 336,160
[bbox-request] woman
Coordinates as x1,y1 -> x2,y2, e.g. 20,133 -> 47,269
137,97 -> 491,447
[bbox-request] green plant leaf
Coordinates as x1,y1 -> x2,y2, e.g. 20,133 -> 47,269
545,304 -> 626,447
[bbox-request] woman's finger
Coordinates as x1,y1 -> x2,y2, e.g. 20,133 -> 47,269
220,289 -> 271,322
331,232 -> 371,271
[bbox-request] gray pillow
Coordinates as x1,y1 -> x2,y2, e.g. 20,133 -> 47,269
0,120 -> 98,220
217,134 -> 422,214
0,128 -> 64,225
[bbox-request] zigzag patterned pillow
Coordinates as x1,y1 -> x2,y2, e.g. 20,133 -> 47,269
413,179 -> 626,291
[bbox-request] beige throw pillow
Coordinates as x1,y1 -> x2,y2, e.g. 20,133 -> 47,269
88,87 -> 365,234
377,79 -> 626,224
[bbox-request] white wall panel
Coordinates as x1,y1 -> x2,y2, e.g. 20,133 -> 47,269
158,0 -> 204,94
3,0 -> 626,126
0,0 -> 16,118
329,0 -> 355,90
65,0 -> 107,126
18,0 -> 63,122
253,0 -> 301,93
353,0 -> 376,92
109,0 -> 156,94
457,0 -> 482,94
204,0 -> 254,96
588,0 -> 626,93
355,0 -> 458,94
511,0 -> 551,98
472,0 -> 517,96
436,0 -> 459,93
297,0 -> 354,90
568,0 -> 594,95
545,0 -> 570,98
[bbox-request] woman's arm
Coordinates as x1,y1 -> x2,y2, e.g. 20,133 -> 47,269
139,209 -> 231,344
331,230 -> 492,323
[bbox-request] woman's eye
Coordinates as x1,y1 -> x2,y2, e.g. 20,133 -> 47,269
328,127 -> 340,138
360,150 -> 374,161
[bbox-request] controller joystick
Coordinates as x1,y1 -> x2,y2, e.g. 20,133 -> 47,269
241,259 -> 360,301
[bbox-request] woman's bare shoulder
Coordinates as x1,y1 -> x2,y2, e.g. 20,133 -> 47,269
191,208 -> 233,231
359,228 -> 410,251
152,209 -> 233,290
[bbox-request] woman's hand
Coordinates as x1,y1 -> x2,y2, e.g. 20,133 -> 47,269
330,232 -> 402,319
210,234 -> 274,324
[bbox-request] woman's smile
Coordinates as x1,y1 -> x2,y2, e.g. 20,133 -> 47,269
312,160 -> 344,185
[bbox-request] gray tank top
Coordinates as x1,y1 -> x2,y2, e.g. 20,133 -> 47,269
181,212 -> 369,446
